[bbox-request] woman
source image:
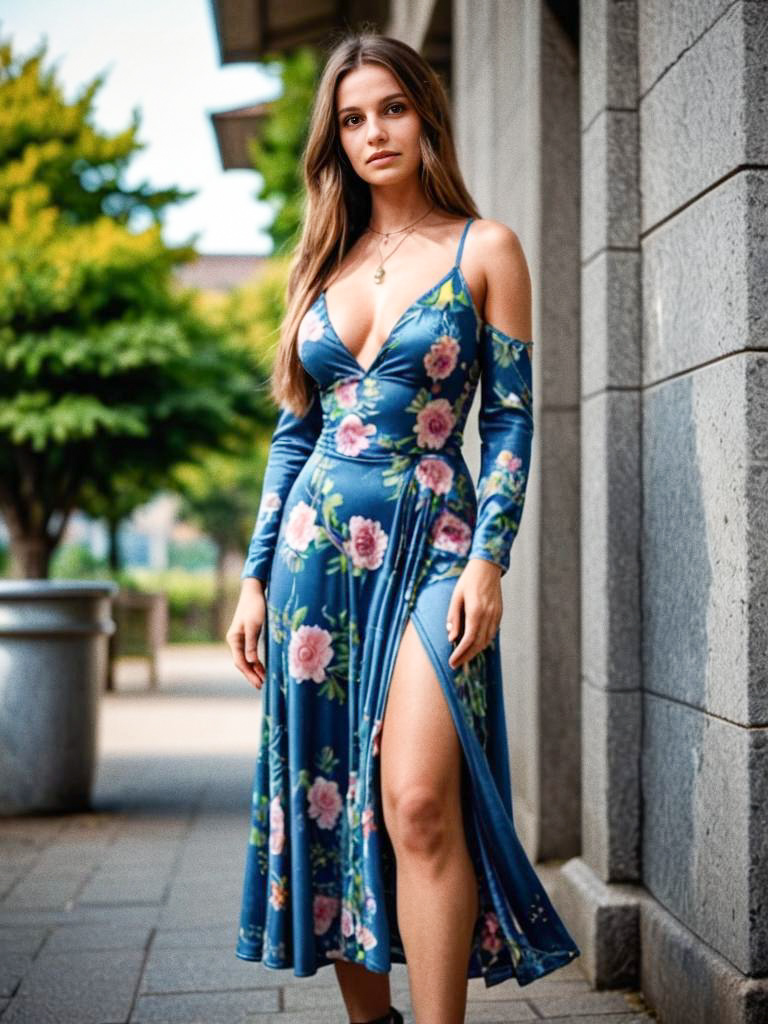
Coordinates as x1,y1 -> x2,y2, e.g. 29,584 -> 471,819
226,31 -> 580,1024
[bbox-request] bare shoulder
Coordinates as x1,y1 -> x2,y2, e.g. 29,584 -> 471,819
471,217 -> 530,286
470,218 -> 532,343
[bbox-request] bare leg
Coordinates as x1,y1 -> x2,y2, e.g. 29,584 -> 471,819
379,618 -> 480,1024
334,960 -> 392,1022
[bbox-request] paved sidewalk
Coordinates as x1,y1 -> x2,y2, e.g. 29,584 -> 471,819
0,644 -> 658,1023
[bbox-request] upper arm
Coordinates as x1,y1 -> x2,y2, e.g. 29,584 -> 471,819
477,221 -> 533,344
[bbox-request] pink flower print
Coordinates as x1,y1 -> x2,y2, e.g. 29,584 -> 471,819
288,624 -> 334,682
415,398 -> 456,450
269,878 -> 287,911
496,449 -> 523,472
284,500 -> 317,551
371,717 -> 383,757
424,335 -> 460,380
298,306 -> 325,344
362,805 -> 377,840
355,921 -> 378,950
343,515 -> 389,570
312,894 -> 340,935
364,888 -> 377,915
481,911 -> 503,954
431,509 -> 472,556
269,795 -> 285,855
261,490 -> 282,512
341,905 -> 355,937
308,776 -> 343,830
335,378 -> 359,409
415,456 -> 454,495
336,413 -> 377,456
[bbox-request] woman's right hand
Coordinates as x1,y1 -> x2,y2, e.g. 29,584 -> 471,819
226,578 -> 267,689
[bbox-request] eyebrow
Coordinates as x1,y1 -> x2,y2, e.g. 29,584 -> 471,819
337,92 -> 408,115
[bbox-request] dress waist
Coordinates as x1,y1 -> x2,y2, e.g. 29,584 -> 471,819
313,432 -> 465,465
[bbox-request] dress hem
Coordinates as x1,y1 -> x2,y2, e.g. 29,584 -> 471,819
234,942 -> 579,988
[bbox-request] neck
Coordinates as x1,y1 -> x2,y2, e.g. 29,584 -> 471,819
368,180 -> 434,233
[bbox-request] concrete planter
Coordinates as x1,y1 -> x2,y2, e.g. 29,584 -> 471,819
0,579 -> 118,815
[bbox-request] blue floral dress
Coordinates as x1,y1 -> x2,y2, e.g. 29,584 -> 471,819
235,217 -> 580,987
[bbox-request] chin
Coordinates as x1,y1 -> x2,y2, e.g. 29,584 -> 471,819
361,163 -> 415,184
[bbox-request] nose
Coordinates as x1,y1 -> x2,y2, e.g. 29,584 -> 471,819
366,114 -> 387,144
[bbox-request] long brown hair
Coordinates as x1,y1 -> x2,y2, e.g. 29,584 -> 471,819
273,31 -> 481,417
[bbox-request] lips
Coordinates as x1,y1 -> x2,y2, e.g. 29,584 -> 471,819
368,152 -> 398,163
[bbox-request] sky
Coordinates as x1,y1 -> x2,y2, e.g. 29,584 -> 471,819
1,0 -> 280,255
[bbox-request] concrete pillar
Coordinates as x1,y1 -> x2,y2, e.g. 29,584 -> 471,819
453,0 -> 582,862
559,3 -> 768,1021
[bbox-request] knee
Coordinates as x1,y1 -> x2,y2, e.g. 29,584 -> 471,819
385,786 -> 451,860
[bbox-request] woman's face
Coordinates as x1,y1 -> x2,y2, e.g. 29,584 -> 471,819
334,63 -> 423,185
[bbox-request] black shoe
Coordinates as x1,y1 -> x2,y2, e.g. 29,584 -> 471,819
352,1005 -> 404,1024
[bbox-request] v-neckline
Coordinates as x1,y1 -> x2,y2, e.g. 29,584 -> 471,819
319,263 -> 463,377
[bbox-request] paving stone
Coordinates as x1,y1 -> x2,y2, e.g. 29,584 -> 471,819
253,967 -> 343,990
156,893 -> 241,929
0,952 -> 33,998
280,978 -> 413,1011
41,922 -> 153,952
130,987 -> 279,1022
276,960 -> 409,995
138,946 -> 279,994
12,904 -> 163,929
522,1018 -> 652,1024
0,910 -> 74,926
244,1012 -> 374,1024
2,949 -> 143,1023
0,925 -> 49,955
78,869 -> 170,905
1,876 -> 84,910
529,987 -> 644,1016
153,924 -> 238,948
464,1003 -> 538,1022
467,976 -> 591,1001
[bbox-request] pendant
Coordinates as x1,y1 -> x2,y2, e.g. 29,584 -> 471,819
374,266 -> 385,284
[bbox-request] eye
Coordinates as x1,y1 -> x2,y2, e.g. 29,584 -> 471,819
341,102 -> 408,128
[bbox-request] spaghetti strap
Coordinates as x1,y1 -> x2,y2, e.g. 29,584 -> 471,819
455,216 -> 475,269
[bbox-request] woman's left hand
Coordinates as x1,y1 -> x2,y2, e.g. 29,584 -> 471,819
446,558 -> 504,669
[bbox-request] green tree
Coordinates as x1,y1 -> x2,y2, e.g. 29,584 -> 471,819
247,46 -> 321,254
0,34 -> 265,579
171,257 -> 292,633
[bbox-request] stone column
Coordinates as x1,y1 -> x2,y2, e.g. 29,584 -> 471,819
560,3 -> 768,1021
558,0 -> 644,984
453,0 -> 582,861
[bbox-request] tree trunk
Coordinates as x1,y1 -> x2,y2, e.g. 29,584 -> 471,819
8,534 -> 52,579
107,518 -> 121,573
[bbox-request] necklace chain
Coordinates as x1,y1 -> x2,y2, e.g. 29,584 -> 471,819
364,205 -> 435,284
366,205 -> 434,238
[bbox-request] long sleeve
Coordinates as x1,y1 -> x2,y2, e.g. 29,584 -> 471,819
468,322 -> 534,575
241,385 -> 324,584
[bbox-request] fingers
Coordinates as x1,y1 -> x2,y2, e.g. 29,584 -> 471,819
445,585 -> 464,645
226,622 -> 266,690
448,605 -> 501,669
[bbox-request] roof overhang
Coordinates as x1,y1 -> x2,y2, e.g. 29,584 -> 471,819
210,0 -> 392,64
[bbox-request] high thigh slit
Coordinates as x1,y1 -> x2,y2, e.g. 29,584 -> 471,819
375,607 -> 482,944
235,216 -> 580,987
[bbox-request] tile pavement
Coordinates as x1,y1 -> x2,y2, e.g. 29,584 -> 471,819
0,644 -> 659,1023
